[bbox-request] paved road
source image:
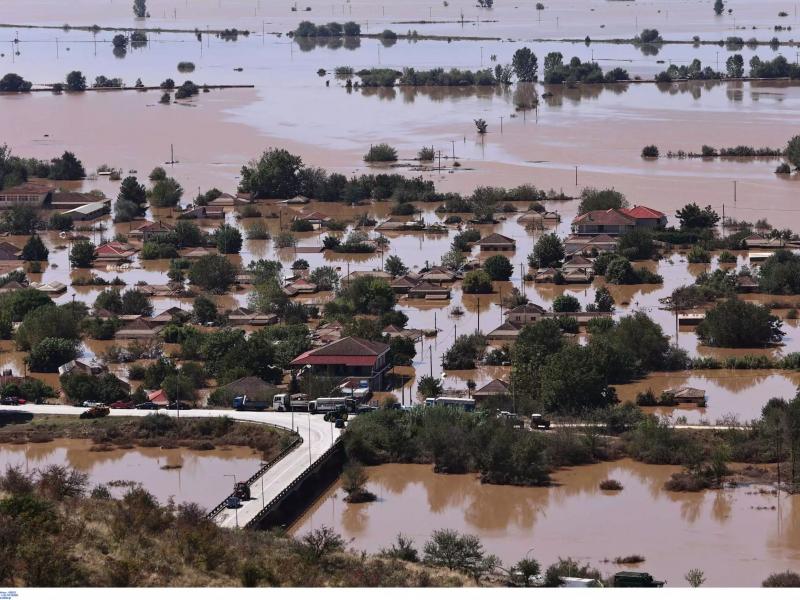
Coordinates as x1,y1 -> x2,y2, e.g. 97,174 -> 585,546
0,404 -> 342,528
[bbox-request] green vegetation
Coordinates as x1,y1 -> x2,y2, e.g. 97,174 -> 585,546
696,297 -> 783,347
188,255 -> 237,293
293,21 -> 361,37
483,255 -> 513,281
214,224 -> 243,254
68,241 -> 96,268
462,269 -> 493,293
576,187 -> 626,214
0,73 -> 33,92
542,52 -> 629,84
528,233 -> 564,268
363,144 -> 398,162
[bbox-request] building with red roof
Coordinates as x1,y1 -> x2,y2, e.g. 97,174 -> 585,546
619,205 -> 667,229
572,206 -> 666,235
289,336 -> 391,390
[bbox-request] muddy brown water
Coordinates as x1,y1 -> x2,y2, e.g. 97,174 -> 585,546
0,438 -> 262,508
292,460 -> 798,587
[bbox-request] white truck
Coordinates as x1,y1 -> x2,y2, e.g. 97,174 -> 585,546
308,397 -> 349,414
272,393 -> 310,412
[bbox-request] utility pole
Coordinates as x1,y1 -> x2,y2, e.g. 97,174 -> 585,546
500,116 -> 504,133
450,139 -> 455,159
308,411 -> 311,465
575,165 -> 578,186
429,346 -> 433,377
477,297 -> 481,333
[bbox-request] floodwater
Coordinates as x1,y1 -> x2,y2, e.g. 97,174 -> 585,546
0,6 -> 799,401
293,460 -> 797,587
0,437 -> 262,508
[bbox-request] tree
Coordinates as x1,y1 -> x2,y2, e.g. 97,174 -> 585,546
94,289 -> 123,314
440,249 -> 466,271
577,188 -> 626,215
417,374 -> 443,398
174,221 -> 203,247
423,529 -> 499,582
21,235 -> 48,262
27,337 -> 79,372
758,249 -> 800,294
462,269 -> 493,293
528,233 -> 564,268
3,205 -> 38,234
119,175 -> 146,204
162,373 -> 196,402
787,135 -> 800,170
539,344 -> 617,414
49,151 -> 85,180
483,255 -> 513,281
133,0 -> 147,17
149,166 -> 167,181
0,288 -> 53,322
474,118 -> 488,134
552,294 -> 581,313
48,212 -> 73,232
193,295 -> 217,323
239,148 -> 304,199
188,254 -> 237,293
112,34 -> 128,49
676,202 -> 720,230
69,240 -> 96,268
214,224 -> 243,254
385,255 -> 408,277
0,73 -> 32,92
16,305 -> 80,350
309,266 -> 339,291
121,289 -> 153,316
511,47 -> 538,81
696,297 -> 783,347
726,54 -> 744,78
148,177 -> 182,207
618,229 -> 655,260
65,71 -> 87,91
593,286 -> 615,312
714,0 -> 724,15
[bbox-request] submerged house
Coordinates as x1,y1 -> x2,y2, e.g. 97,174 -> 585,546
289,336 -> 391,391
477,232 -> 516,252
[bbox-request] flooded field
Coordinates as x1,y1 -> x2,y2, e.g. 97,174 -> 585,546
293,460 -> 795,587
0,438 -> 262,508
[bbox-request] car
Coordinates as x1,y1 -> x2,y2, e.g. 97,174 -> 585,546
334,417 -> 346,429
355,405 -> 377,414
0,396 -> 24,406
166,401 -> 192,410
82,400 -> 105,408
135,402 -> 162,410
225,495 -> 243,509
110,401 -> 134,409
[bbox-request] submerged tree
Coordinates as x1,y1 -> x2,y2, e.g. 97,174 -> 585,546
133,0 -> 148,18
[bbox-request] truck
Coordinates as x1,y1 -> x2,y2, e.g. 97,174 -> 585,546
272,393 -> 310,412
530,414 -> 551,429
612,572 -> 665,588
424,396 -> 476,411
233,481 -> 251,501
308,397 -> 348,414
323,405 -> 349,423
232,395 -> 269,412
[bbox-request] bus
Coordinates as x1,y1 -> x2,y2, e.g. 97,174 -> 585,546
424,396 -> 476,411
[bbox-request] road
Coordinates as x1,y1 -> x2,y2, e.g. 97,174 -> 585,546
0,404 -> 342,528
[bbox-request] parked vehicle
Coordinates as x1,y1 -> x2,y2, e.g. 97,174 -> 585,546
424,396 -> 476,411
272,393 -> 309,412
80,406 -> 110,419
530,414 -> 551,429
324,406 -> 349,422
355,404 -> 377,414
233,482 -> 251,501
135,402 -> 161,410
109,401 -> 134,409
82,400 -> 106,408
233,394 -> 269,412
335,417 -> 346,429
0,397 -> 25,406
338,380 -> 371,402
497,411 -> 524,427
308,397 -> 348,414
561,577 -> 602,588
224,495 -> 242,509
613,572 -> 665,588
166,401 -> 192,411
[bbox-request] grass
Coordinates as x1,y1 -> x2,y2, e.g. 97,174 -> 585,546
0,415 -> 297,461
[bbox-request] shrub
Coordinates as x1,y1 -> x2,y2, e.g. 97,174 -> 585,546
364,143 -> 398,162
417,146 -> 435,161
687,246 -> 711,263
641,145 -> 659,158
599,479 -> 623,491
763,571 -> 800,587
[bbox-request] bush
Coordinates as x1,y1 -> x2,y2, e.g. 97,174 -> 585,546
188,255 -> 237,292
599,479 -> 623,491
641,145 -> 659,158
687,246 -> 711,263
417,147 -> 435,161
763,571 -> 800,587
364,144 -> 398,162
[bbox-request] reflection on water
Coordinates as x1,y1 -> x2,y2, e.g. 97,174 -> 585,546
293,460 -> 797,587
0,438 -> 262,509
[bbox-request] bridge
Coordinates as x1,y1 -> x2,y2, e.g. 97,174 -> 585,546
0,404 -> 343,529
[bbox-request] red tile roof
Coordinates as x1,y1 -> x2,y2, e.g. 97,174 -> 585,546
573,209 -> 635,226
290,336 -> 389,367
619,205 -> 665,220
